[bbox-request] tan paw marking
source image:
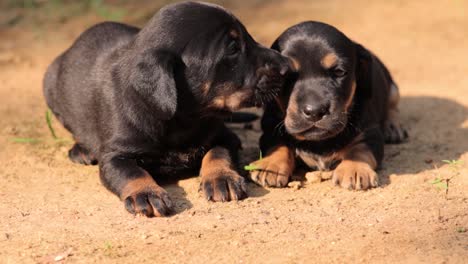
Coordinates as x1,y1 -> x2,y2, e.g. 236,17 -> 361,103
249,146 -> 295,188
332,160 -> 379,190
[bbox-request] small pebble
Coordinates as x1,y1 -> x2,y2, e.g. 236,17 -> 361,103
305,171 -> 333,183
305,171 -> 322,183
287,181 -> 302,190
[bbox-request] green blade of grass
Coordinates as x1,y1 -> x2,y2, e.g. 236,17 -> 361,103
244,164 -> 260,171
11,138 -> 40,143
46,109 -> 58,139
430,178 -> 442,184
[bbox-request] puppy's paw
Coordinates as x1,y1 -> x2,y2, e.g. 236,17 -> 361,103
332,160 -> 378,190
201,170 -> 247,202
68,144 -> 98,165
248,158 -> 292,188
384,118 -> 408,144
123,185 -> 173,217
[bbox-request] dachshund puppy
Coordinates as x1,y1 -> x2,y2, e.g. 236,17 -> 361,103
249,21 -> 407,190
44,2 -> 290,217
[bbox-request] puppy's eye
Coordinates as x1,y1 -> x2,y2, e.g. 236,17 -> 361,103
226,41 -> 240,57
331,67 -> 347,78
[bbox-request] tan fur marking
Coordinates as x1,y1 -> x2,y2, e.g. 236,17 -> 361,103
337,133 -> 377,169
229,29 -> 239,39
211,91 -> 248,110
212,97 -> 226,108
330,133 -> 379,189
225,91 -> 247,109
249,145 -> 296,187
388,84 -> 400,109
200,147 -> 232,178
201,81 -> 211,95
344,81 -> 357,112
120,172 -> 159,200
285,94 -> 302,140
321,53 -> 338,68
289,57 -> 301,71
264,145 -> 296,171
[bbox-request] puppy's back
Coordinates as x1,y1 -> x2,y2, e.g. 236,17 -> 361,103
43,22 -> 139,146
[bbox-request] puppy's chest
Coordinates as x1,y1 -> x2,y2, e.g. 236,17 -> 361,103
296,149 -> 341,171
138,120 -> 221,174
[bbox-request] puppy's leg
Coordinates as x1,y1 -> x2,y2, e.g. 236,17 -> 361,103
384,83 -> 408,143
100,156 -> 173,217
248,145 -> 295,188
68,143 -> 98,165
200,147 -> 247,201
332,129 -> 384,190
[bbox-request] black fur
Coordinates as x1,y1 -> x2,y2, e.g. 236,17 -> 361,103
44,1 -> 291,216
258,21 -> 407,188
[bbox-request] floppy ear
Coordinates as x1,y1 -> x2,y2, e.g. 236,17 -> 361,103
355,43 -> 373,99
130,49 -> 177,120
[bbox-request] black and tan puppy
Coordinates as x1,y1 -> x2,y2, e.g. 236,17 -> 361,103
249,21 -> 407,190
43,2 -> 290,217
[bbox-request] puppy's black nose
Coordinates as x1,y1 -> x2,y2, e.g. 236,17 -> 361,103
302,102 -> 330,122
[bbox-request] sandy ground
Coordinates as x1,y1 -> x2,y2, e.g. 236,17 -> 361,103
0,0 -> 467,263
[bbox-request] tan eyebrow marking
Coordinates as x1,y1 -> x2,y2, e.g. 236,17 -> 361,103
321,53 -> 338,68
289,57 -> 301,71
229,29 -> 239,39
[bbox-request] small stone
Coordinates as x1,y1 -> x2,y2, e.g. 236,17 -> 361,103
54,255 -> 64,262
288,181 -> 302,190
305,171 -> 322,184
321,171 -> 333,180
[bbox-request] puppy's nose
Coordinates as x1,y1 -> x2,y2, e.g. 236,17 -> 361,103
302,102 -> 330,122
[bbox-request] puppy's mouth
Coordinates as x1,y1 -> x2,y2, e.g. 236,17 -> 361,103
286,124 -> 331,141
285,115 -> 346,141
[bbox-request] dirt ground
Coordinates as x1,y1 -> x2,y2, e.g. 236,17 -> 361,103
0,0 -> 467,263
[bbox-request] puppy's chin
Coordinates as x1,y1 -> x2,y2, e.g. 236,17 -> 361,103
285,115 -> 347,141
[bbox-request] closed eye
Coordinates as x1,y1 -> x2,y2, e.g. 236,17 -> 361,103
226,40 -> 240,57
330,66 -> 347,78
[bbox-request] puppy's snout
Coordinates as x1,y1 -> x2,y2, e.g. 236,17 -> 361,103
264,62 -> 286,76
262,49 -> 292,76
301,101 -> 330,122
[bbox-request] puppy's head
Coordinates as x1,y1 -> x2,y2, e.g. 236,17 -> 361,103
130,2 -> 291,119
272,21 -> 372,141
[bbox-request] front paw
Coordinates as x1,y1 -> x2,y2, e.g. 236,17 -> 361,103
248,158 -> 293,188
123,185 -> 173,217
201,170 -> 247,202
332,160 -> 378,190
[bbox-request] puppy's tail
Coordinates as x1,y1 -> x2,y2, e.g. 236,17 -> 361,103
224,112 -> 259,123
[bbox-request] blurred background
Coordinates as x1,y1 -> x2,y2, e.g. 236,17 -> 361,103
1,0 -> 466,156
